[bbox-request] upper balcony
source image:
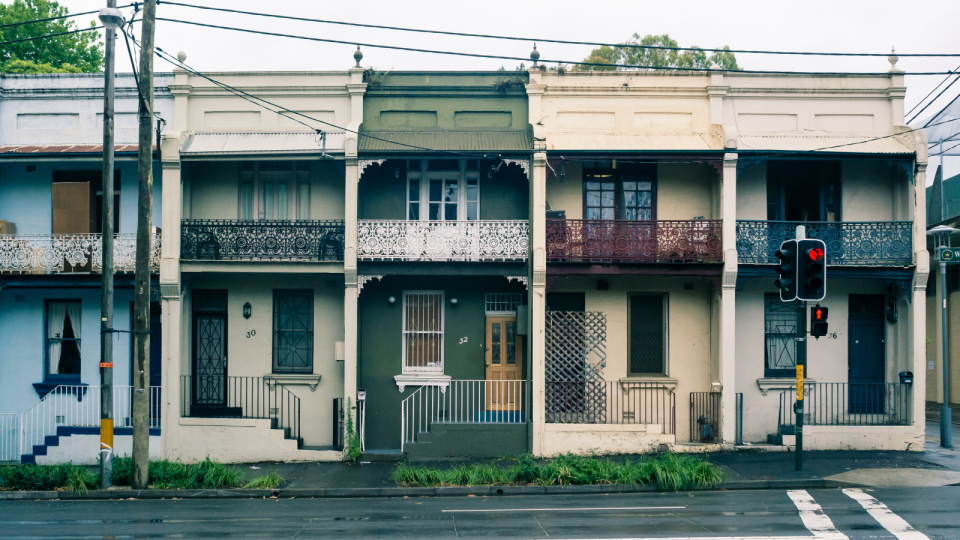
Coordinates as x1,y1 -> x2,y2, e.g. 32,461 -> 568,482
0,233 -> 160,273
546,219 -> 722,263
180,219 -> 344,262
358,219 -> 528,261
736,220 -> 913,266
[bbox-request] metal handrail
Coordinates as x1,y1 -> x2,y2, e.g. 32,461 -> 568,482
778,382 -> 910,427
179,376 -> 301,444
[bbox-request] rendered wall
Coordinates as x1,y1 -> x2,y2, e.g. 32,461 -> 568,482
181,273 -> 345,447
167,418 -> 340,463
541,424 -> 673,457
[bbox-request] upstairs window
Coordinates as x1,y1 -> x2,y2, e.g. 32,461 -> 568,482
583,161 -> 655,220
406,160 -> 480,221
239,161 -> 311,220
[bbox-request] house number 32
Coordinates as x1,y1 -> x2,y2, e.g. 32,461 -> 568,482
459,337 -> 468,344
246,330 -> 256,338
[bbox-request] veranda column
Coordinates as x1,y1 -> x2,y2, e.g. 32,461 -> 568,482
158,132 -> 182,458
720,152 -> 738,446
912,160 -> 930,446
531,151 -> 547,456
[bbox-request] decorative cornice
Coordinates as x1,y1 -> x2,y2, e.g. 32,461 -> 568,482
358,159 -> 385,176
501,158 -> 529,176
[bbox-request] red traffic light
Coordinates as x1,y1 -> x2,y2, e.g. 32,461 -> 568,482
806,247 -> 824,262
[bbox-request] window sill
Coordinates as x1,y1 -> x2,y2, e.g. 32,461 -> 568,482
265,375 -> 321,392
395,374 -> 451,393
32,381 -> 87,400
757,377 -> 816,396
619,377 -> 678,393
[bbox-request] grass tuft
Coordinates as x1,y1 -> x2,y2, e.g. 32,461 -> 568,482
0,463 -> 99,492
391,452 -> 725,492
111,456 -> 245,489
243,472 -> 284,489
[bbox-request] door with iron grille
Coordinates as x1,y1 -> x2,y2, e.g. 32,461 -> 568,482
192,290 -> 228,408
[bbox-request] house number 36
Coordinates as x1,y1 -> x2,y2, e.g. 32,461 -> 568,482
246,330 -> 256,338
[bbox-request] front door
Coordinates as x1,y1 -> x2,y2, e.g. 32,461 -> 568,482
848,295 -> 885,414
485,317 -> 521,412
192,290 -> 228,412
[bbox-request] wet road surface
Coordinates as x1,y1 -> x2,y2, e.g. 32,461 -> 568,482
0,487 -> 957,539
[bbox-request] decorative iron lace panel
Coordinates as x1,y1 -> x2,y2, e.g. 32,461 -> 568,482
0,234 -> 160,272
358,220 -> 529,261
736,221 -> 912,266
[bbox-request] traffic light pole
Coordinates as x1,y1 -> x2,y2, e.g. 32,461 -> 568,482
796,300 -> 806,472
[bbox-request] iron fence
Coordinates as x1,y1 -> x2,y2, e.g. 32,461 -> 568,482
333,397 -> 344,451
736,221 -> 913,266
546,219 -> 723,263
689,392 -> 721,443
180,219 -> 345,261
401,380 -> 530,450
180,376 -> 301,444
358,219 -> 529,261
0,414 -> 17,462
545,381 -> 675,435
0,233 -> 160,273
778,383 -> 910,430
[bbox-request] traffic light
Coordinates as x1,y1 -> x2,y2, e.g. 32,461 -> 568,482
774,239 -> 798,302
797,239 -> 827,302
810,305 -> 829,338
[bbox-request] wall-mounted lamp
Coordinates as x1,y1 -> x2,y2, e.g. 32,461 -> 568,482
243,302 -> 252,319
388,296 -> 396,304
886,297 -> 898,323
394,168 -> 400,179
450,298 -> 458,305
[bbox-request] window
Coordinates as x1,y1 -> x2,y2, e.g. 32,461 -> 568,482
628,294 -> 667,376
582,161 -> 655,220
764,294 -> 797,376
402,291 -> 444,374
239,161 -> 311,220
406,160 -> 480,221
766,160 -> 841,221
273,290 -> 314,373
46,300 -> 82,380
949,265 -> 960,293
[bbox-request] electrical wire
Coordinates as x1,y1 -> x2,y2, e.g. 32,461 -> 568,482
0,6 -> 131,30
154,17 -> 960,77
923,90 -> 960,128
0,24 -> 103,48
906,63 -> 960,118
907,78 -> 960,124
159,1 -> 960,59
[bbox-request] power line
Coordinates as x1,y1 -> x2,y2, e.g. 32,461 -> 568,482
153,17 -> 960,76
0,24 -> 103,48
907,77 -> 960,124
160,1 -> 960,59
906,64 -> 960,118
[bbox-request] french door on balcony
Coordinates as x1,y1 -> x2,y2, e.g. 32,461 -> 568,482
582,161 -> 655,221
238,161 -> 310,221
767,160 -> 841,222
406,159 -> 479,221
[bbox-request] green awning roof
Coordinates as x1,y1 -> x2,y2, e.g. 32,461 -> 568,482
359,131 -> 532,152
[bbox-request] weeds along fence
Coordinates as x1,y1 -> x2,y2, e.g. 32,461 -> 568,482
401,380 -> 530,450
20,385 -> 161,458
545,381 -> 675,435
0,413 -> 17,462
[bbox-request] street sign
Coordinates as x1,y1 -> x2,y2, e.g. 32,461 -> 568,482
938,247 -> 960,263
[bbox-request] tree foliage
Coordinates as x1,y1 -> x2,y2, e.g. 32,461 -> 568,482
0,0 -> 103,74
575,34 -> 739,72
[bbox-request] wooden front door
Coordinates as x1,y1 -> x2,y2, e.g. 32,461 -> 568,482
486,317 -> 522,411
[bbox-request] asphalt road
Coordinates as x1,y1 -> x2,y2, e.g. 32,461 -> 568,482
0,487 -> 957,539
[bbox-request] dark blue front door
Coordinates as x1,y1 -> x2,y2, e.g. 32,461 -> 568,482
848,312 -> 884,414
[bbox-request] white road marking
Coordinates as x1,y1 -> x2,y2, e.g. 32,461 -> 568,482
786,490 -> 848,540
442,506 -> 686,512
842,489 -> 929,540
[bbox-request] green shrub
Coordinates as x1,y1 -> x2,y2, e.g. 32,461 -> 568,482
391,452 -> 725,492
0,463 -> 98,492
111,457 -> 244,489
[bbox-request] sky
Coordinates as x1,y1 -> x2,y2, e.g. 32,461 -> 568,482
62,0 -> 960,180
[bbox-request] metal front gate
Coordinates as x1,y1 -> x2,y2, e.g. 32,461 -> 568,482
545,311 -> 607,422
690,392 -> 721,443
192,290 -> 228,409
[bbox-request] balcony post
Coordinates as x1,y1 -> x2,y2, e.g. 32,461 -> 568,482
159,131 -> 183,459
531,152 -> 547,457
344,65 -> 365,454
720,152 -> 738,446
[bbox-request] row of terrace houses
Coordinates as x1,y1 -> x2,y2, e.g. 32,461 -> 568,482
0,51 -> 930,464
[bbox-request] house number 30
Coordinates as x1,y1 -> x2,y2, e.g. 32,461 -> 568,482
246,330 -> 256,338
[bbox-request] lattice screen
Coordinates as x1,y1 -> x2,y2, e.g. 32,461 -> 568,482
545,311 -> 607,422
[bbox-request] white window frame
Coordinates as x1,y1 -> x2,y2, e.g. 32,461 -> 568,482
401,290 -> 445,375
238,161 -> 311,221
405,160 -> 480,221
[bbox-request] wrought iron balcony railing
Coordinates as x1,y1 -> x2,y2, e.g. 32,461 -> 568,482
546,219 -> 723,263
736,220 -> 913,266
180,219 -> 344,261
358,219 -> 529,261
0,233 -> 160,273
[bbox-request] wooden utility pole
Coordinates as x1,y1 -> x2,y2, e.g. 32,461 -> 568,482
98,0 -> 122,489
131,0 -> 156,489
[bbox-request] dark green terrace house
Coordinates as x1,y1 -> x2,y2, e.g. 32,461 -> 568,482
355,72 -> 533,459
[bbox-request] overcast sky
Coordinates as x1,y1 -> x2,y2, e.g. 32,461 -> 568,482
63,0 -> 960,177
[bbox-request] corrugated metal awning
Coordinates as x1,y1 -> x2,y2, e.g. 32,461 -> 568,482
180,132 -> 346,157
359,131 -> 531,152
0,144 -> 142,156
738,135 -> 915,154
545,132 -> 723,151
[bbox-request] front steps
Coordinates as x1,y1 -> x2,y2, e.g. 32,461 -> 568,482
403,422 -> 527,461
21,426 -> 162,465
